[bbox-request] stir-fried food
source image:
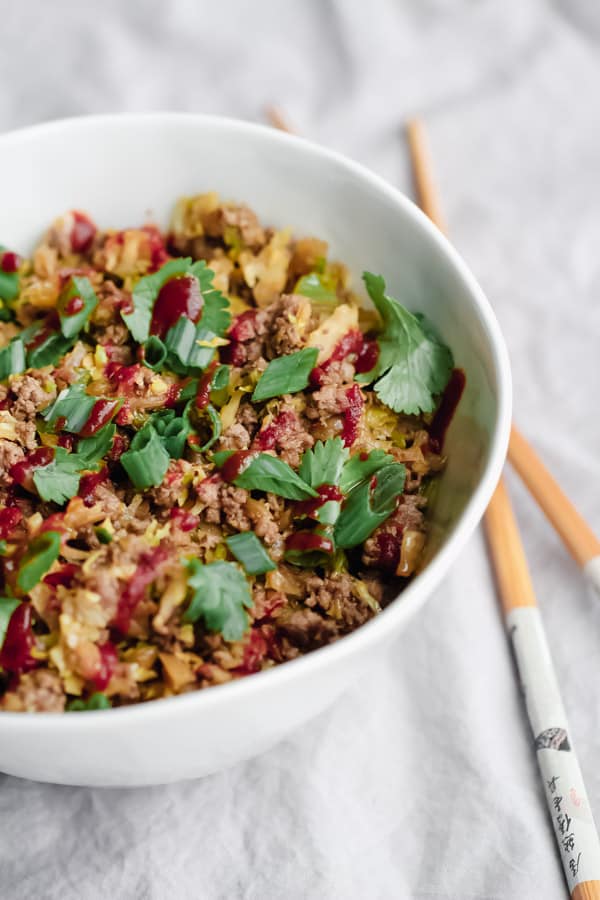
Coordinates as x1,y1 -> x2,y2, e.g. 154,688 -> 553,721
0,195 -> 461,712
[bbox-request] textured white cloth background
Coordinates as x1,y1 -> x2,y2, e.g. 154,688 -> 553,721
1,2 -> 599,898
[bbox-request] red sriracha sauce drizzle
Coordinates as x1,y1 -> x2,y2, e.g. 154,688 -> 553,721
78,468 -> 109,507
79,398 -> 121,437
310,329 -> 379,387
220,450 -> 260,482
233,629 -> 271,676
150,275 -> 204,339
376,531 -> 402,571
170,508 -> 200,532
428,368 -> 466,453
105,362 -> 141,396
43,563 -> 78,589
91,642 -> 118,691
70,211 -> 97,254
0,506 -> 22,540
64,294 -> 84,316
196,360 -> 218,410
142,225 -> 170,272
220,309 -> 259,367
10,447 -> 54,493
285,532 -> 335,555
165,382 -> 182,409
341,383 -> 364,448
0,604 -> 36,673
112,545 -> 170,635
0,250 -> 21,274
294,484 -> 343,520
255,409 -> 298,451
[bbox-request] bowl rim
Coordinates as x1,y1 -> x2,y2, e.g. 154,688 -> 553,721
0,112 -> 512,728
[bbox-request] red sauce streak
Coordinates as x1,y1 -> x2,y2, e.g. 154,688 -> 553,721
310,329 -> 365,386
294,484 -> 343,520
79,398 -> 120,437
255,409 -> 298,451
150,274 -> 203,339
78,468 -> 109,507
109,433 -> 127,461
165,383 -> 182,408
112,545 -> 169,635
70,211 -> 97,254
229,309 -> 258,342
170,508 -> 200,532
355,338 -> 379,374
57,433 -> 75,450
220,450 -> 259,483
10,447 -> 54,492
341,383 -> 364,447
0,506 -> 22,539
40,512 -> 67,535
25,312 -> 60,351
44,563 -> 78,589
1,251 -> 20,273
428,368 -> 466,453
65,295 -> 84,315
234,629 -> 270,676
0,603 -> 36,673
142,224 -> 170,272
285,532 -> 335,554
105,362 -> 141,396
91,642 -> 118,691
115,402 -> 132,426
196,360 -> 218,410
376,532 -> 401,571
220,341 -> 246,367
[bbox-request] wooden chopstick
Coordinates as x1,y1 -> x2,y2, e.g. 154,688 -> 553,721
406,116 -> 600,900
405,118 -> 600,590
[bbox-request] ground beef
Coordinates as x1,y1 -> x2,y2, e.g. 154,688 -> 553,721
277,608 -> 338,651
1,670 -> 66,712
220,204 -> 266,249
255,403 -> 314,467
362,495 -> 426,569
246,496 -> 284,547
217,422 -> 252,451
14,419 -> 37,450
305,573 -> 373,630
0,439 -> 24,484
196,477 -> 251,531
317,357 -> 356,386
150,459 -> 194,508
9,373 -> 55,420
265,294 -> 309,358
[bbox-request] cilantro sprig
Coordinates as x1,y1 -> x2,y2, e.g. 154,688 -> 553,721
358,273 -> 453,415
33,425 -> 115,505
182,558 -> 252,641
252,347 -> 318,403
212,451 -> 318,501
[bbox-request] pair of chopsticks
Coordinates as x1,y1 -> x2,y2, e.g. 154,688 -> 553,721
266,106 -> 600,899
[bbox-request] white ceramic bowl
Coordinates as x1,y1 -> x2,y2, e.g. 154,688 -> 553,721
0,114 -> 511,786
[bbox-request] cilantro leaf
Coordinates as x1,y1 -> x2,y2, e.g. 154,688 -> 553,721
182,558 -> 252,641
252,347 -> 319,403
32,424 -> 115,505
120,423 -> 170,490
334,462 -> 406,549
32,450 -> 82,505
339,448 -> 396,494
0,596 -> 21,648
25,328 -> 74,369
17,531 -> 61,592
0,338 -> 26,381
299,438 -> 349,488
57,276 -> 98,339
212,450 -> 318,501
294,271 -> 337,303
359,272 -> 453,415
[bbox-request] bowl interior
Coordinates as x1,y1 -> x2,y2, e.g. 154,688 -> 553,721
0,114 -> 507,573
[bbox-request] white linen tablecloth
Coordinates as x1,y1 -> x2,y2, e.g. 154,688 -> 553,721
1,2 -> 599,897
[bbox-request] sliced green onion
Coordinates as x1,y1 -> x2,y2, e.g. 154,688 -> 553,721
120,424 -> 170,489
94,526 -> 113,544
0,596 -> 21,648
252,347 -> 319,403
194,404 -> 221,453
16,531 -> 62,592
225,532 -> 276,575
57,276 -> 98,339
0,338 -> 26,381
294,271 -> 337,302
26,329 -> 74,369
67,692 -> 111,712
141,335 -> 167,371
